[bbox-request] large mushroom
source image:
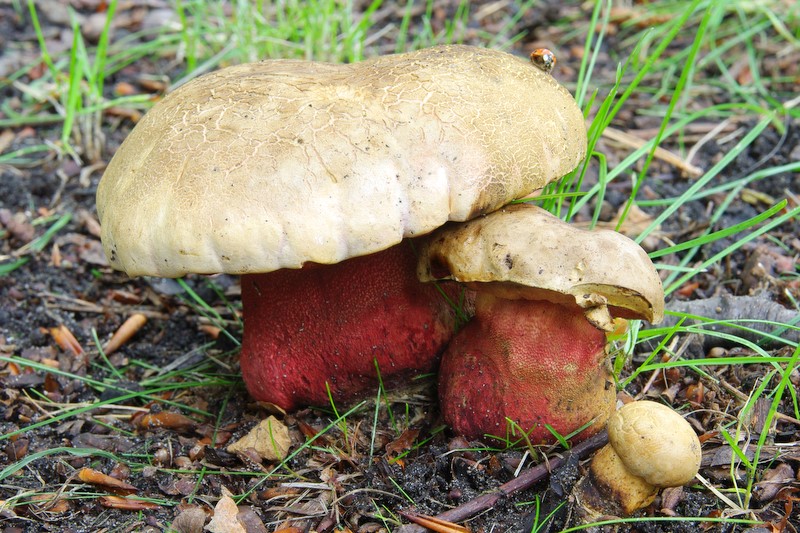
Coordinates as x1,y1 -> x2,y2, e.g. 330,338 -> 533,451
417,204 -> 665,443
96,45 -> 587,409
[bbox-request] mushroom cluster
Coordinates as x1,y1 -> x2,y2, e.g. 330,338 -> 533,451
96,45 -> 588,410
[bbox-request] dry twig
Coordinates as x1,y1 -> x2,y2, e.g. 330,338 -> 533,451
395,431 -> 609,532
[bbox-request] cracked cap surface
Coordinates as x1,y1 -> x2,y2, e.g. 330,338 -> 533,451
97,45 -> 586,277
417,203 -> 665,326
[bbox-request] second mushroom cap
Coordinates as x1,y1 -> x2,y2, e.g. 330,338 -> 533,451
417,203 -> 665,328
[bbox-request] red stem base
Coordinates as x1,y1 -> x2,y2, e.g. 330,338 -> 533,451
438,294 -> 615,443
239,242 -> 459,410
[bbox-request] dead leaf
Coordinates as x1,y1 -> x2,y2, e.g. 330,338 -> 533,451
607,203 -> 656,237
0,499 -> 18,519
0,209 -> 35,243
76,237 -> 108,266
736,64 -> 754,86
109,289 -> 143,304
237,507 -> 268,532
114,81 -> 137,96
28,493 -> 71,513
105,106 -> 143,123
609,6 -> 673,28
227,416 -> 291,462
5,438 -> 29,461
676,281 -> 700,298
257,486 -> 301,500
170,505 -> 207,533
386,428 -> 420,457
206,489 -> 246,533
685,382 -> 705,404
198,324 -> 221,339
0,129 -> 15,153
72,433 -> 136,453
581,204 -> 663,251
753,463 -> 795,503
296,419 -> 325,442
78,467 -> 138,495
139,78 -> 168,93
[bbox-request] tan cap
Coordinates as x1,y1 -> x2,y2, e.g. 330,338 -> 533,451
576,401 -> 702,517
96,45 -> 587,277
417,203 -> 665,330
608,400 -> 702,487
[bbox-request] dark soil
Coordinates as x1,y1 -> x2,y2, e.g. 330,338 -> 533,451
1,2 -> 799,533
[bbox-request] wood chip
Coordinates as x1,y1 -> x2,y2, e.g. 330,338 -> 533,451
400,512 -> 471,533
135,412 -> 197,433
78,467 -> 138,495
48,325 -> 84,357
103,313 -> 147,355
99,495 -> 160,510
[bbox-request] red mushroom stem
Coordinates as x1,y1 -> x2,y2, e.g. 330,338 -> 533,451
240,241 -> 461,410
438,293 -> 615,443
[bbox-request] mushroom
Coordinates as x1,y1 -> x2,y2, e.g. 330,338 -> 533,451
96,45 -> 587,409
575,400 -> 702,517
417,204 -> 665,443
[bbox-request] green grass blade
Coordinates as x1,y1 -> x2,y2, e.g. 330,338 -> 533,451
0,447 -> 122,482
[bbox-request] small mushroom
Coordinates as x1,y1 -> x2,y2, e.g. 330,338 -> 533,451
575,400 -> 702,518
96,46 -> 587,409
417,204 -> 665,443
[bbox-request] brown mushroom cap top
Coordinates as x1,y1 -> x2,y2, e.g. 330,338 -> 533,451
608,401 -> 702,487
96,45 -> 587,277
416,203 -> 665,327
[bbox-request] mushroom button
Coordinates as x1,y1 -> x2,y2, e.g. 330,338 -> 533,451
96,45 -> 587,409
417,204 -> 665,443
575,400 -> 702,518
